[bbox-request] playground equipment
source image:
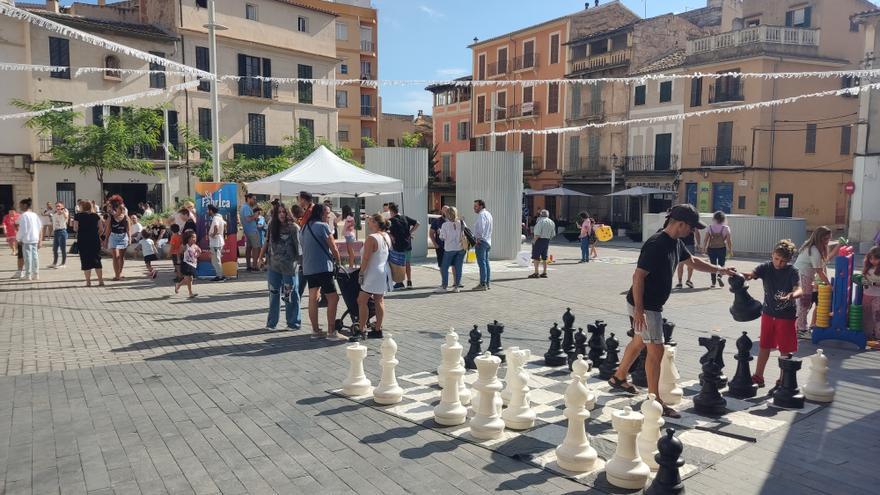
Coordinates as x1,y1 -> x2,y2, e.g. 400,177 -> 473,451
812,254 -> 867,350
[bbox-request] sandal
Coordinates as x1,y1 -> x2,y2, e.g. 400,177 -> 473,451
686,280 -> 694,288
751,374 -> 765,388
661,403 -> 682,419
539,273 -> 548,278
528,273 -> 540,279
608,376 -> 638,395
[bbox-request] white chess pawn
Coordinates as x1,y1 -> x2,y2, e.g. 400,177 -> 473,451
469,352 -> 505,440
570,355 -> 596,410
803,349 -> 835,403
502,349 -> 536,430
434,366 -> 468,426
605,406 -> 650,489
659,345 -> 683,406
500,346 -> 521,405
373,333 -> 403,405
342,342 -> 372,396
637,393 -> 664,471
555,356 -> 598,473
437,328 -> 459,389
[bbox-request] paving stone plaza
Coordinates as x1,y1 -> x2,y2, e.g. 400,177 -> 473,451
1,243 -> 878,495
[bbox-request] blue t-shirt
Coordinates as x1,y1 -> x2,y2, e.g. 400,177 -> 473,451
241,204 -> 257,234
257,217 -> 267,244
301,221 -> 334,276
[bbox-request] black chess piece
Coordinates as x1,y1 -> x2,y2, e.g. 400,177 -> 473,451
562,307 -> 575,329
772,355 -> 805,409
598,332 -> 619,380
694,337 -> 727,415
487,320 -> 505,363
662,318 -> 677,347
586,321 -> 606,368
464,325 -> 482,370
698,335 -> 728,389
631,347 -> 648,387
728,273 -> 763,322
569,328 -> 587,370
544,322 -> 567,366
645,428 -> 686,495
562,325 -> 576,357
727,331 -> 758,399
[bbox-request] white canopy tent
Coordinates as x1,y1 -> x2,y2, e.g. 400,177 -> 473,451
245,146 -> 404,197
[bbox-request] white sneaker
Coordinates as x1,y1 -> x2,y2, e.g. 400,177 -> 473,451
433,286 -> 448,294
11,271 -> 20,279
48,264 -> 56,269
29,274 -> 39,281
57,264 -> 66,269
453,287 -> 461,293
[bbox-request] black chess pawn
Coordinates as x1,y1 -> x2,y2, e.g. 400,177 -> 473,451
727,332 -> 758,399
544,323 -> 567,366
773,355 -> 805,409
728,273 -> 763,322
598,332 -> 620,380
569,328 -> 587,370
487,320 -> 505,363
562,307 -> 575,329
698,335 -> 728,389
631,347 -> 648,387
464,325 -> 482,370
587,321 -> 606,368
694,337 -> 727,415
662,318 -> 677,347
645,428 -> 686,495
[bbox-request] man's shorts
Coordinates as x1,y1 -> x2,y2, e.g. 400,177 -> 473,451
627,304 -> 664,344
245,231 -> 261,248
760,314 -> 797,354
531,238 -> 550,261
305,272 -> 337,294
404,250 -> 412,263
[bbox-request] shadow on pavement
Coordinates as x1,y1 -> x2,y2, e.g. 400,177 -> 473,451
142,333 -> 348,360
112,327 -> 278,352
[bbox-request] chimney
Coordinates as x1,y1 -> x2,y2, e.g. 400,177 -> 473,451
594,0 -> 599,7
585,2 -> 589,8
46,0 -> 60,13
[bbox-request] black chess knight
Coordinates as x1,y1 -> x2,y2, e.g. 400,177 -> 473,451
694,336 -> 727,415
487,320 -> 505,363
728,273 -> 763,322
587,320 -> 606,368
544,323 -> 567,366
598,332 -> 620,380
699,335 -> 728,389
464,325 -> 482,370
727,332 -> 758,399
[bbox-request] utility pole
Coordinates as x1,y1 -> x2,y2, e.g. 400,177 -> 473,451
163,108 -> 171,209
205,0 -> 226,182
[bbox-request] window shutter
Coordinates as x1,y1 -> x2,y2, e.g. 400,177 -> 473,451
548,83 -> 559,114
785,11 -> 794,27
198,108 -> 211,141
803,7 -> 812,27
92,106 -> 104,127
238,54 -> 247,95
168,111 -> 179,150
546,134 -> 558,169
690,77 -> 702,107
262,58 -> 272,99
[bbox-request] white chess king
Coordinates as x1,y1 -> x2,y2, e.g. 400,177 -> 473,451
342,342 -> 372,396
803,349 -> 835,403
437,328 -> 459,389
373,333 -> 403,405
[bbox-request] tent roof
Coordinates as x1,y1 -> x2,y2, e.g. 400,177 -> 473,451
245,146 -> 404,197
607,186 -> 671,197
524,187 -> 591,197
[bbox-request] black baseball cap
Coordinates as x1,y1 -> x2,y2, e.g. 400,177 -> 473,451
667,204 -> 706,229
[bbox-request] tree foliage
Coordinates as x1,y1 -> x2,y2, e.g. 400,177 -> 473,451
283,126 -> 360,166
400,131 -> 423,148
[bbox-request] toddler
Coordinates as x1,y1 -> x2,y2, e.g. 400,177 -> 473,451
138,232 -> 158,279
175,231 -> 200,298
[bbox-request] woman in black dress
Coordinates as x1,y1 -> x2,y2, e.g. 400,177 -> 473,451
74,200 -> 104,287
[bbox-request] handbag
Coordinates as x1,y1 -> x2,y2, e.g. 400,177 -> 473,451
306,223 -> 339,279
461,220 -> 476,249
69,241 -> 79,255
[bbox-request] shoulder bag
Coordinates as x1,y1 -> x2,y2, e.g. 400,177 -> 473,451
307,223 -> 339,279
461,219 -> 476,249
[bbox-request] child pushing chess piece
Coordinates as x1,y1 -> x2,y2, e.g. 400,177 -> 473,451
742,239 -> 803,395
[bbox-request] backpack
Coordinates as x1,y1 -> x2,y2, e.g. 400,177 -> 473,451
707,225 -> 728,249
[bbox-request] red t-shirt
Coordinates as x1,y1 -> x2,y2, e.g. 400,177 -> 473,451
3,211 -> 19,238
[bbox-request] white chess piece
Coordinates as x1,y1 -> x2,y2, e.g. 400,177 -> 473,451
439,328 -> 472,405
502,349 -> 536,430
803,349 -> 835,402
555,356 -> 599,473
434,365 -> 468,425
342,342 -> 372,396
500,346 -> 521,405
605,406 -> 650,489
570,354 -> 596,410
437,328 -> 459,389
658,345 -> 683,406
637,393 -> 664,471
469,352 -> 505,440
373,333 -> 403,405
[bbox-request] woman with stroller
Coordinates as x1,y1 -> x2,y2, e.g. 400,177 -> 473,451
353,214 -> 391,340
259,203 -> 301,331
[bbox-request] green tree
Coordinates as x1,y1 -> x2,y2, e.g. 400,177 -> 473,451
400,131 -> 423,148
13,100 -> 163,194
284,126 -> 360,166
361,136 -> 377,149
195,155 -> 290,183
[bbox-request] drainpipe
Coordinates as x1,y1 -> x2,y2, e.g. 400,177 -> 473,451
768,58 -> 781,197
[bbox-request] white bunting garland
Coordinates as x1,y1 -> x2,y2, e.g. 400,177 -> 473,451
0,63 -> 189,78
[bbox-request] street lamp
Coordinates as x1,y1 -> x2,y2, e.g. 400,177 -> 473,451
204,0 -> 227,182
609,153 -> 618,225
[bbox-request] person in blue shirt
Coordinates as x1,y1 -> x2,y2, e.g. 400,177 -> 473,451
254,206 -> 267,250
240,194 -> 261,271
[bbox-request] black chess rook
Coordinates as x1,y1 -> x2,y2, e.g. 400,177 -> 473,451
544,322 -> 567,367
487,320 -> 506,363
645,428 -> 686,495
464,325 -> 482,370
587,321 -> 606,368
598,332 -> 620,380
773,355 -> 805,409
727,331 -> 758,399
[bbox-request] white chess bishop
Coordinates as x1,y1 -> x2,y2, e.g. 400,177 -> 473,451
658,344 -> 683,406
803,349 -> 835,403
605,406 -> 650,489
342,342 -> 372,396
373,333 -> 403,405
501,348 -> 536,430
469,352 -> 505,440
554,356 -> 598,473
637,393 -> 664,471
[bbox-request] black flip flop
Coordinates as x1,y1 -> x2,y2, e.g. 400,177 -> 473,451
608,376 -> 638,395
661,404 -> 682,419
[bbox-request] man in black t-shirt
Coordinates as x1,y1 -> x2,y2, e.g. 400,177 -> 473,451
388,202 -> 420,289
610,204 -> 736,418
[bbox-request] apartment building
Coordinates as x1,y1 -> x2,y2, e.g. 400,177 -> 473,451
298,0 -> 378,162
679,0 -> 872,229
377,110 -> 432,148
427,76 -> 471,211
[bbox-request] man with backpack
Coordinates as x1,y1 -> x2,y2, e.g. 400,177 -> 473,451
388,202 -> 420,289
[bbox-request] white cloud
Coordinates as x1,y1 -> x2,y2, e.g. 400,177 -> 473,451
419,5 -> 445,18
436,68 -> 468,78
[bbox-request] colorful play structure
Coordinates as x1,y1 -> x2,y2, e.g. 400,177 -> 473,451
812,250 -> 867,350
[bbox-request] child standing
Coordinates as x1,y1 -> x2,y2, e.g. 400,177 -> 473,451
744,239 -> 803,393
862,246 -> 880,343
175,231 -> 200,298
138,232 -> 159,279
169,224 -> 182,282
3,207 -> 20,256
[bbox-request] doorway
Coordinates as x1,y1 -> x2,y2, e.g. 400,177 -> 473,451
0,185 -> 13,224
775,193 -> 793,218
104,183 -> 148,212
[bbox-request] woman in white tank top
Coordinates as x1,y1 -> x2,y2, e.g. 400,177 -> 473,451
356,214 -> 391,339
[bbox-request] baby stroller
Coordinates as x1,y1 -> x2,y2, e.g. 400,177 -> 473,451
334,267 -> 376,339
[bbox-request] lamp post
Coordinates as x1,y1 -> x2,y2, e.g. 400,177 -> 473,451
204,0 -> 227,182
163,108 -> 171,210
609,153 -> 618,225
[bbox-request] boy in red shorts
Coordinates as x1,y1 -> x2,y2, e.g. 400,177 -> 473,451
744,239 -> 803,393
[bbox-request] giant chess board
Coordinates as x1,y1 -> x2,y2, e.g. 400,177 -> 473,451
332,354 -> 827,489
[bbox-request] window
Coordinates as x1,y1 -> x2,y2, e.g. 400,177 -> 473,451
103,55 -> 121,80
851,20 -> 860,33
546,134 -> 558,169
495,135 -> 506,151
634,85 -> 646,105
56,183 -> 76,210
522,40 -> 535,68
336,21 -> 348,40
387,139 -> 396,147
360,60 -> 372,79
441,155 -> 452,180
298,64 -> 313,104
738,196 -> 746,210
246,4 -> 257,20
195,46 -> 210,91
361,126 -> 372,141
568,136 -> 579,170
198,108 -> 211,141
550,33 -> 560,64
248,113 -> 266,145
297,16 -> 309,33
361,94 -> 373,116
196,0 -> 206,7
49,37 -> 70,79
478,53 -> 486,80
548,83 -> 559,114
785,6 -> 812,28
340,63 -> 348,75
841,125 -> 852,155
690,77 -> 703,107
659,81 -> 672,103
457,121 -> 469,140
745,17 -> 760,27
805,123 -> 817,154
238,54 -> 273,98
338,126 -> 350,142
149,51 -> 166,89
477,95 -> 485,123
712,70 -> 742,103
299,119 -> 314,139
443,123 -> 450,143
336,90 -> 348,108
521,133 -> 532,168
50,101 -> 71,146
497,47 -> 508,75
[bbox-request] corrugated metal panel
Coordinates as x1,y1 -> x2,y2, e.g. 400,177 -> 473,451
642,213 -> 807,256
364,148 -> 429,258
456,151 -> 524,260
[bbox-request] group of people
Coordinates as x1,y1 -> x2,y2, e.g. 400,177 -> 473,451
428,200 -> 494,293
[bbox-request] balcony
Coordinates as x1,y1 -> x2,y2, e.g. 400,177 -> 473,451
700,146 -> 747,167
709,83 -> 744,104
568,156 -> 618,173
622,155 -> 679,174
485,102 -> 541,121
486,60 -> 511,78
237,78 -> 278,99
360,40 -> 375,53
569,48 -> 631,75
360,106 -> 377,118
513,53 -> 539,71
233,143 -> 284,159
686,26 -> 820,65
572,101 -> 605,122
